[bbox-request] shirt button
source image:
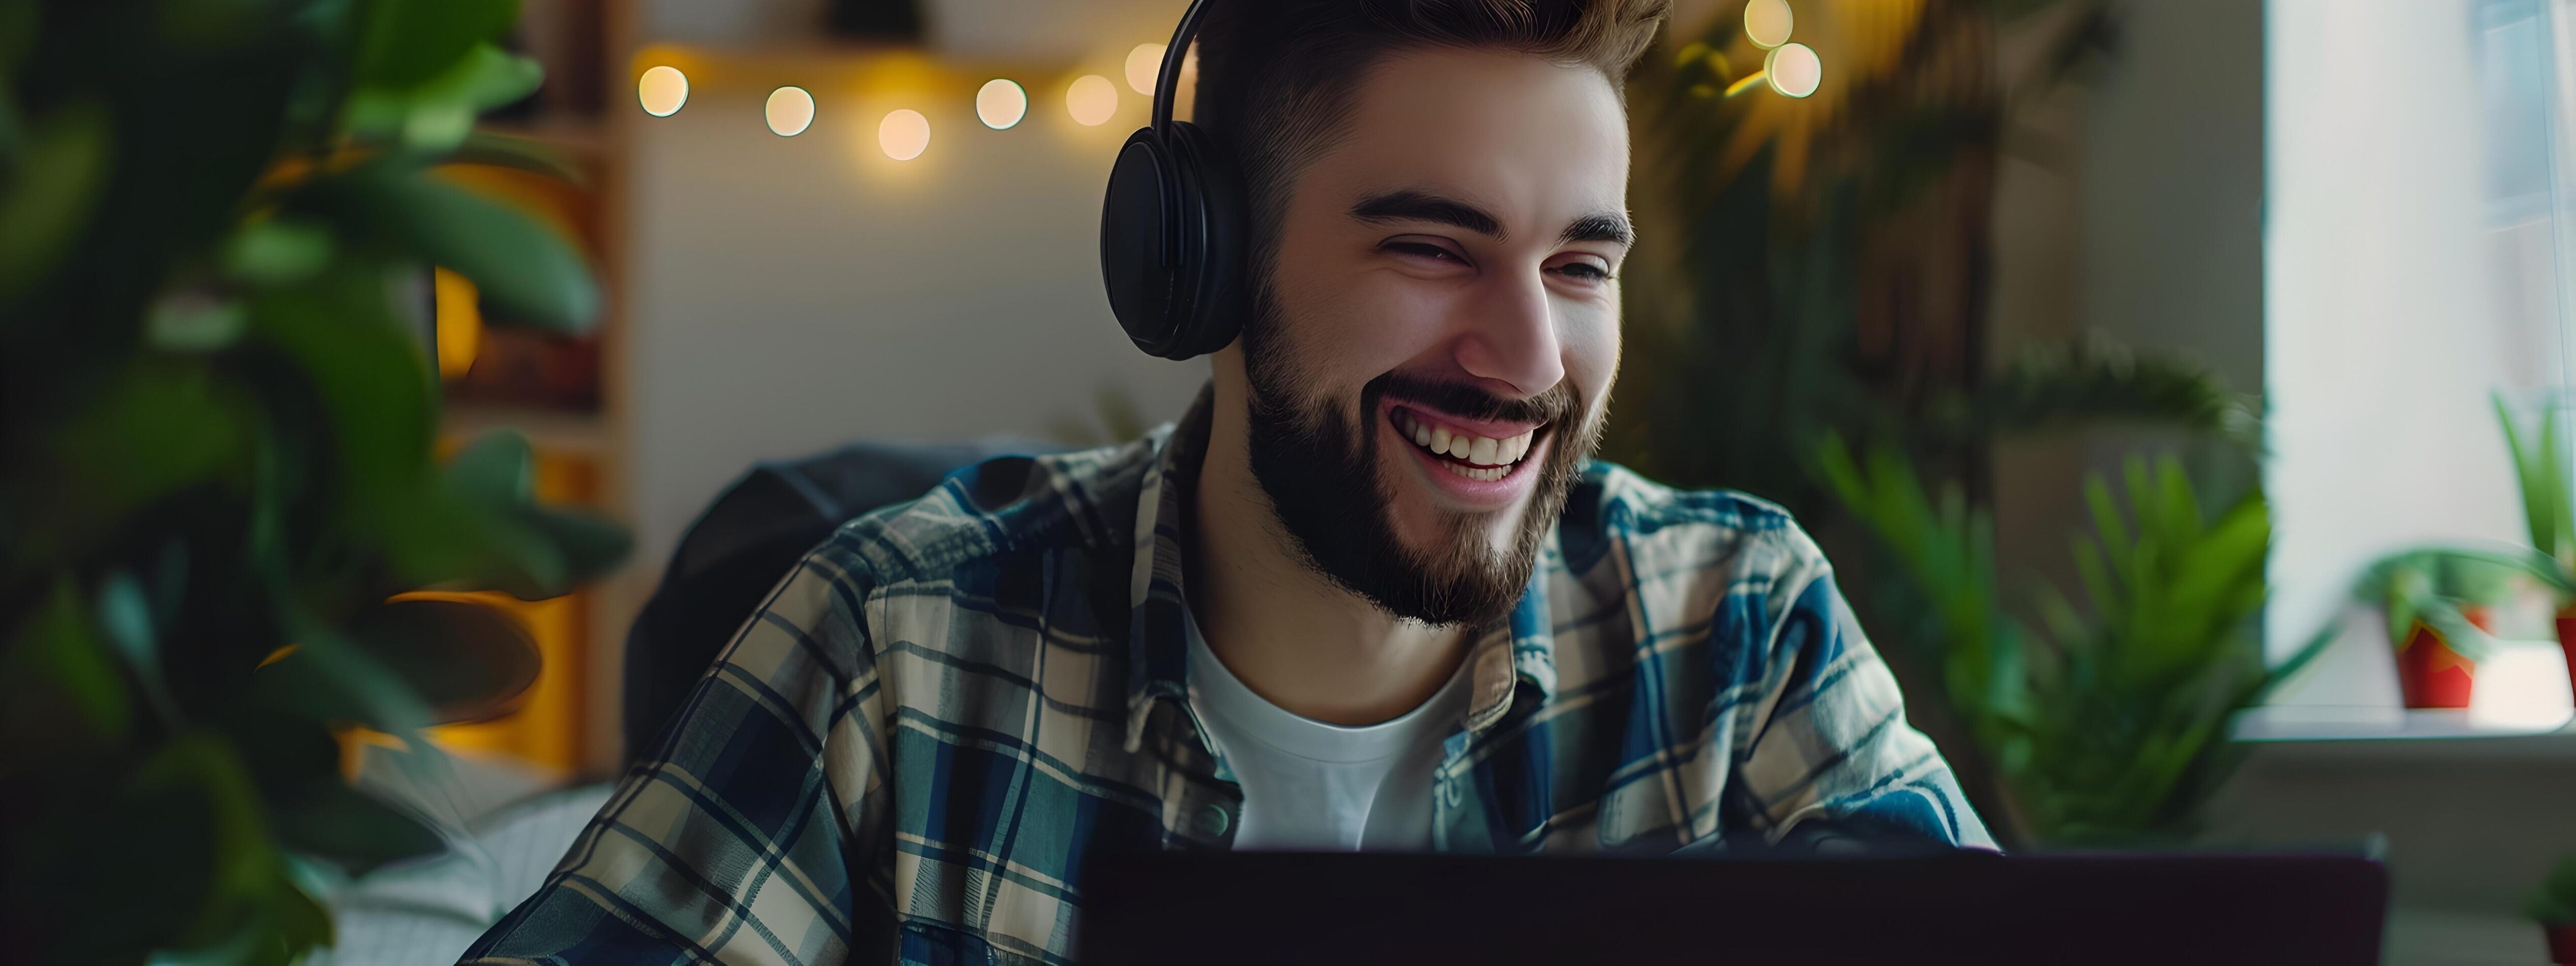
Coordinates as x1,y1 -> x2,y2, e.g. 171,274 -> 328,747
1198,803 -> 1232,837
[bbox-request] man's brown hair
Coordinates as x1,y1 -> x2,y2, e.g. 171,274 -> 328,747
1193,0 -> 1671,264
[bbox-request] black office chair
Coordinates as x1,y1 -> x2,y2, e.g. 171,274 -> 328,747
620,437 -> 1065,764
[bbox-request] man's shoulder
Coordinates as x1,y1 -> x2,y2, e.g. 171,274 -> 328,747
1556,460 -> 1826,578
812,433 -> 1160,588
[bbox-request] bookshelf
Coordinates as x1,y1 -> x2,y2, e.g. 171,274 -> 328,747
430,0 -> 639,779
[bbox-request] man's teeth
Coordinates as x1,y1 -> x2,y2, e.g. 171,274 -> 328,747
1395,411 -> 1537,482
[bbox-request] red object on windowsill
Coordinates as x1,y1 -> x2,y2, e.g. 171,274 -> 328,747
2546,922 -> 2576,963
2556,606 -> 2576,705
2397,607 -> 2492,709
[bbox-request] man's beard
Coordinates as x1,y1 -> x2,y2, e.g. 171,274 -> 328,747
1237,294 -> 1602,628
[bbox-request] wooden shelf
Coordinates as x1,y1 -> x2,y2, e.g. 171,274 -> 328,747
442,401 -> 611,457
479,117 -> 609,158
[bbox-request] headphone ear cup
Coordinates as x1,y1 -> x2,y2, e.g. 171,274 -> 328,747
1101,128 -> 1190,357
1098,121 -> 1246,360
1162,120 -> 1246,358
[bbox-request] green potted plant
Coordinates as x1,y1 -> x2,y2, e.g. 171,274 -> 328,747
2528,857 -> 2576,963
1816,439 -> 2319,846
0,0 -> 626,961
2496,391 -> 2576,694
2354,549 -> 2556,709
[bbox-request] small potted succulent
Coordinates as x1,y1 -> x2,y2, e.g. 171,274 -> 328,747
2357,550 -> 2531,708
2497,392 -> 2576,695
2527,857 -> 2576,963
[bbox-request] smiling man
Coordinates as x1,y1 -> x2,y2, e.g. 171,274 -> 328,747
465,2 -> 1988,963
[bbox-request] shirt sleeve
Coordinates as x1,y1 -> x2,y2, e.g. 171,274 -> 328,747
459,550 -> 894,964
1730,553 -> 1998,851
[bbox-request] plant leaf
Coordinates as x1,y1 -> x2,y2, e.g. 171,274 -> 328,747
1935,336 -> 2251,445
301,162 -> 598,332
11,577 -> 132,738
2499,392 -> 2556,558
346,598 -> 540,723
352,0 -> 518,89
444,429 -> 536,507
220,217 -> 335,287
0,100 -> 111,301
20,359 -> 253,560
247,266 -> 438,531
274,781 -> 449,873
514,504 -> 632,585
253,623 -> 435,734
344,43 -> 543,151
451,127 -> 586,183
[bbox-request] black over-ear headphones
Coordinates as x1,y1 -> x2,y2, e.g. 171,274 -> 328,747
1099,0 -> 1245,360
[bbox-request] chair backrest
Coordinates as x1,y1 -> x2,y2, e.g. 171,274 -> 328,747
621,438 -> 1063,764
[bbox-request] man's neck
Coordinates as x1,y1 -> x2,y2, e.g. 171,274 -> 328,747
1184,379 -> 1472,727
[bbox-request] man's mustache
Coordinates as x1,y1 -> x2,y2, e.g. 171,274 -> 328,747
1365,371 -> 1579,427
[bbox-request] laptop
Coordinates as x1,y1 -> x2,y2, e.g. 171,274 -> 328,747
1077,849 -> 2387,964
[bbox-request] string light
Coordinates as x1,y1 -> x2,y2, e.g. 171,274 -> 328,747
1765,43 -> 1821,98
977,78 -> 1028,129
1126,43 -> 1167,95
766,86 -> 815,136
1743,0 -> 1793,49
880,109 -> 930,160
637,65 -> 688,116
1723,2 -> 1823,99
1067,74 -> 1118,126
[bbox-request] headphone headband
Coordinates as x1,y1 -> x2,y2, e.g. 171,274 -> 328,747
1153,0 -> 1209,132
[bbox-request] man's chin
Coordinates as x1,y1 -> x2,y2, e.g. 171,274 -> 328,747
1241,369 -> 1590,628
1380,482 -> 1524,563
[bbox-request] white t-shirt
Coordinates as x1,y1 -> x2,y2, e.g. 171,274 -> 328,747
1183,609 -> 1472,851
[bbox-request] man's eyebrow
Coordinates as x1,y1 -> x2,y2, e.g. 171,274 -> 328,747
1349,189 -> 1505,240
1560,211 -> 1636,247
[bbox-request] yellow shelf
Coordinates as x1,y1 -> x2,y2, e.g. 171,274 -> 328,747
479,117 -> 610,158
443,401 -> 612,457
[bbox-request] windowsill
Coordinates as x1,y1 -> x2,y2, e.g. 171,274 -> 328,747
2384,907 -> 2547,965
2231,705 -> 2576,763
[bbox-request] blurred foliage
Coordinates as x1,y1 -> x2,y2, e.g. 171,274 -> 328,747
2354,548 -> 2564,665
2530,856 -> 2576,925
1610,0 -> 2160,509
1609,0 -> 2288,847
0,0 -> 627,962
1818,440 -> 2314,846
1923,336 -> 2259,449
2499,390 -> 2576,585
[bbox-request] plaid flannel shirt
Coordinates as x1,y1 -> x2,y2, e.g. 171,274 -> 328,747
462,391 -> 1990,965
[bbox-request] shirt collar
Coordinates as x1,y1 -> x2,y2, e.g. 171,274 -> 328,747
1120,385 -> 1558,753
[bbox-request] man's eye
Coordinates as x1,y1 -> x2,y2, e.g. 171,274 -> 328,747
1385,241 -> 1462,262
1553,261 -> 1612,281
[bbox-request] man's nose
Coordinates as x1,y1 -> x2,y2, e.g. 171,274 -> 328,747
1451,267 -> 1566,397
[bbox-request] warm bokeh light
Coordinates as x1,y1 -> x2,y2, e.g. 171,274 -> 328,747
1744,0 -> 1794,49
637,65 -> 688,117
1767,42 -> 1822,98
977,78 -> 1028,129
880,109 -> 931,160
766,86 -> 815,136
1126,43 -> 1167,95
432,267 -> 481,380
1067,74 -> 1119,126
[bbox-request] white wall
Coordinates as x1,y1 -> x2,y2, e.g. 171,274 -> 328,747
1985,0 -> 2268,608
2264,0 -> 2538,703
2083,0 -> 2265,395
622,0 -> 1206,585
